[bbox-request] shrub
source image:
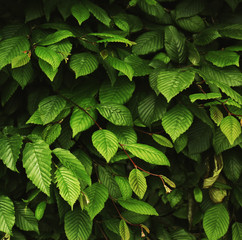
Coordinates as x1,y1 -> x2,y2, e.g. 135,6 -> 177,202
0,0 -> 242,239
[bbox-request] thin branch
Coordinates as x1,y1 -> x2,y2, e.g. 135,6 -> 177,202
95,221 -> 109,240
59,93 -> 102,130
111,198 -> 140,227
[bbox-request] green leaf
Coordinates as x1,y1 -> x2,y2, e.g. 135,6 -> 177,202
152,134 -> 173,148
232,222 -> 242,240
132,31 -> 163,55
64,208 -> 92,240
70,53 -> 99,78
126,143 -> 170,166
194,28 -> 221,46
162,104 -> 194,142
157,69 -> 195,102
164,26 -> 187,63
167,189 -> 183,207
115,176 -> 133,200
98,166 -> 122,199
0,134 -> 22,172
105,56 -> 134,81
11,53 -> 30,68
138,92 -> 167,126
39,59 -> 58,81
22,140 -> 52,196
71,2 -> 90,25
97,103 -> 133,126
219,24 -> 242,40
38,95 -> 66,125
12,62 -> 34,88
113,14 -> 130,32
99,78 -> 135,105
223,151 -> 242,182
193,187 -> 203,203
205,50 -> 240,67
189,93 -> 222,103
0,36 -> 30,70
174,134 -> 188,153
199,66 -> 242,102
124,55 -> 152,77
35,46 -> 62,70
85,1 -> 111,26
213,128 -> 242,154
129,169 -> 147,199
203,204 -> 229,240
85,183 -> 109,219
70,98 -> 97,137
42,123 -> 62,145
53,148 -> 91,186
89,33 -> 136,47
107,124 -> 137,145
15,202 -> 39,233
220,116 -> 241,145
55,166 -> 81,209
138,0 -> 165,20
209,106 -> 223,126
170,229 -> 195,240
176,15 -> 205,33
92,129 -> 119,162
118,198 -> 158,216
38,30 -> 74,46
119,219 -> 130,240
175,0 -> 205,19
0,195 -> 15,234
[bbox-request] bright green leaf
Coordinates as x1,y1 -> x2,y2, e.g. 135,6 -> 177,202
92,129 -> 119,162
129,169 -> 147,199
0,195 -> 15,234
53,148 -> 91,186
203,204 -> 229,240
64,208 -> 92,240
162,104 -> 194,142
85,183 -> 109,219
70,53 -> 99,78
126,143 -> 170,166
55,166 -> 81,209
22,140 -> 52,196
220,116 -> 241,145
118,198 -> 158,216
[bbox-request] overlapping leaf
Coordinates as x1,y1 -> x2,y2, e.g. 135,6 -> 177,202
99,78 -> 135,104
85,183 -> 109,219
203,204 -> 229,240
22,140 -> 52,196
126,143 -> 170,166
92,129 -> 119,162
162,104 -> 194,142
64,208 -> 92,240
70,53 -> 99,78
129,169 -> 147,199
0,134 -> 22,172
118,198 -> 158,216
53,148 -> 91,186
0,196 -> 15,234
15,202 -> 39,233
0,36 -> 30,70
220,116 -> 241,145
55,166 -> 80,209
97,103 -> 133,126
157,69 -> 195,102
132,31 -> 163,55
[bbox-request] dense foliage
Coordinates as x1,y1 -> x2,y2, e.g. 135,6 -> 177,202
0,0 -> 242,239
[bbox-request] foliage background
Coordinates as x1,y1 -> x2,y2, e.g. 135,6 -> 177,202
0,0 -> 242,239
